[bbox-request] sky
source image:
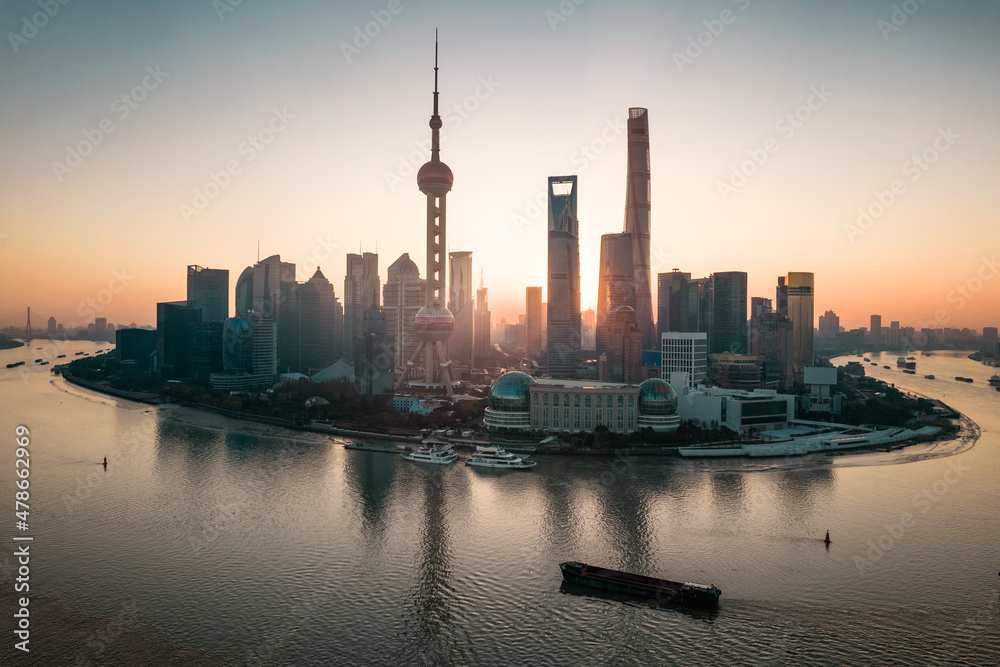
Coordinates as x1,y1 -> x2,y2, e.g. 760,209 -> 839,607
2,0 -> 999,332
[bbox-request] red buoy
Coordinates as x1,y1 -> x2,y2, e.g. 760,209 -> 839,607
824,530 -> 831,544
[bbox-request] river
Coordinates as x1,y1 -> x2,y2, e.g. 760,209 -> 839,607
1,342 -> 997,665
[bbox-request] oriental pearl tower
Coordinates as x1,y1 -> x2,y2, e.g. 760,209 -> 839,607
393,32 -> 458,397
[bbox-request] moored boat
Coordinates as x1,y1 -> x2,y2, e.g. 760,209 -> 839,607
989,374 -> 1000,387
404,443 -> 458,465
559,561 -> 720,607
466,444 -> 535,469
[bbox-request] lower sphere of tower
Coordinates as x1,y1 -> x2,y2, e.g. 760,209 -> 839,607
414,304 -> 454,340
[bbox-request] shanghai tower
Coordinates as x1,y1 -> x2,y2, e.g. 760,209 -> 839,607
623,107 -> 656,349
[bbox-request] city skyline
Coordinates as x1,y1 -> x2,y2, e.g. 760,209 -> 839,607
3,0 -> 1000,331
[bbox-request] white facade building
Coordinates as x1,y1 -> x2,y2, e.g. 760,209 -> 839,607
677,386 -> 796,433
661,332 -> 707,388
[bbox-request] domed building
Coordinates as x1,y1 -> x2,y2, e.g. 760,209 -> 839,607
483,371 -> 536,431
484,371 -> 680,435
636,378 -> 680,432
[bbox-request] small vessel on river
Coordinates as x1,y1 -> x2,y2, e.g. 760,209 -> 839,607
404,443 -> 458,465
466,444 -> 536,469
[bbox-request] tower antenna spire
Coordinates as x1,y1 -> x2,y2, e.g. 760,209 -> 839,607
429,28 -> 442,162
433,28 -> 439,113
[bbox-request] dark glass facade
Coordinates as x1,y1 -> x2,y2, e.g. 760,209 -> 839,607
710,272 -> 748,355
186,265 -> 229,323
546,176 -> 581,378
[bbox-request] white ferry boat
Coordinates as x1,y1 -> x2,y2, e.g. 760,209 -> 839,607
404,444 -> 457,465
466,444 -> 536,469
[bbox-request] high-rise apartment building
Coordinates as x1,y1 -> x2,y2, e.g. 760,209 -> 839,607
623,107 -> 656,349
546,175 -> 581,378
186,265 -> 229,322
710,272 -> 748,355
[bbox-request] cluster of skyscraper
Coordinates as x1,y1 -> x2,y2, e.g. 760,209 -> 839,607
116,37 -> 494,403
523,108 -> 815,391
119,44 -> 823,403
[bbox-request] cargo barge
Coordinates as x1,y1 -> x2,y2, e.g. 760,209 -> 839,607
559,561 -> 721,607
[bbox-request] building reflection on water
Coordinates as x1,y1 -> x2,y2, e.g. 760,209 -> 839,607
342,449 -> 397,556
392,465 -> 471,665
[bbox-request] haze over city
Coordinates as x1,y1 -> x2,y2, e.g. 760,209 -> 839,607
3,0 -> 999,330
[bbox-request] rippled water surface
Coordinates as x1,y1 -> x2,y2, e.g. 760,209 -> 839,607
2,344 -> 998,664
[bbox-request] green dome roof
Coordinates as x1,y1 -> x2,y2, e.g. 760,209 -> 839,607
638,378 -> 678,416
488,371 -> 537,412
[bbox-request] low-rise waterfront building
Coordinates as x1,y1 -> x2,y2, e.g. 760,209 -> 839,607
483,372 -> 679,435
676,385 -> 796,434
